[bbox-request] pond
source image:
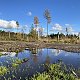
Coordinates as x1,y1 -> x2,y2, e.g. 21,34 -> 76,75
0,48 -> 80,79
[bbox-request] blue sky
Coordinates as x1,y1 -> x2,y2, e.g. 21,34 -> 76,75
0,0 -> 80,35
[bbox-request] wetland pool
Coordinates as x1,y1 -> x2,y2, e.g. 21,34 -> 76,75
0,48 -> 80,79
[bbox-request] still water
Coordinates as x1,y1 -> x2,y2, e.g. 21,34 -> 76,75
0,48 -> 80,79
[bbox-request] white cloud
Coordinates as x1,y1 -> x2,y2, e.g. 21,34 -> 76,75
33,27 -> 39,31
72,32 -> 78,36
27,11 -> 32,16
33,27 -> 44,32
0,19 -> 18,28
52,23 -> 62,31
65,24 -> 74,32
24,25 -> 28,27
67,27 -> 73,32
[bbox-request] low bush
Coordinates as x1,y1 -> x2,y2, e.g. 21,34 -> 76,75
31,63 -> 79,80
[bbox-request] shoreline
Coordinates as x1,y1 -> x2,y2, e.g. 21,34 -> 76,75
26,42 -> 80,53
0,41 -> 80,53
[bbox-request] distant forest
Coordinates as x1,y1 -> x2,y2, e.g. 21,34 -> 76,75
0,29 -> 79,42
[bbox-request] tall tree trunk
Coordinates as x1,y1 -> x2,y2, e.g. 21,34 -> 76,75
57,32 -> 59,42
9,31 -> 10,39
47,21 -> 48,43
38,29 -> 39,40
17,27 -> 18,40
36,25 -> 39,40
23,33 -> 24,39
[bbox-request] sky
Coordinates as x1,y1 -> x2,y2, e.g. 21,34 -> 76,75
0,0 -> 80,35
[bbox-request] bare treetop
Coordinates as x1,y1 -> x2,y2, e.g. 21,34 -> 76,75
44,9 -> 51,23
16,21 -> 19,27
34,16 -> 39,26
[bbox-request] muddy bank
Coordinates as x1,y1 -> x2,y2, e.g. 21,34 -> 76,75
45,43 -> 80,53
0,41 -> 80,53
0,41 -> 27,52
26,42 -> 80,53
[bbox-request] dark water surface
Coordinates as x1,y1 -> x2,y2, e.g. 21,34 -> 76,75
0,48 -> 80,79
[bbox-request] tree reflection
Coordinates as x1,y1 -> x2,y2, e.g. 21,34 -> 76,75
33,54 -> 38,63
45,48 -> 50,65
38,49 -> 42,56
29,47 -> 38,54
15,53 -> 18,57
29,47 -> 38,63
56,49 -> 59,53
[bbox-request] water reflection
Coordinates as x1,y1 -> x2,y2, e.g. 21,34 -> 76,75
45,48 -> 50,65
51,49 -> 62,56
29,48 -> 43,63
0,52 -> 16,57
15,53 -> 18,57
29,48 -> 38,54
32,54 -> 38,63
45,55 -> 50,65
38,49 -> 42,56
0,48 -> 80,79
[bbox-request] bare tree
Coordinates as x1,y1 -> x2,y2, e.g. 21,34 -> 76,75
44,9 -> 51,42
39,27 -> 43,37
66,27 -> 68,35
16,21 -> 19,40
34,16 -> 39,40
78,32 -> 80,39
16,21 -> 19,27
21,25 -> 27,39
7,24 -> 12,39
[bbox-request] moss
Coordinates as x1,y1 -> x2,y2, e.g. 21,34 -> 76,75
0,52 -> 3,56
31,63 -> 79,80
12,58 -> 22,67
31,72 -> 51,80
12,58 -> 29,67
0,66 -> 9,76
12,63 -> 19,67
14,58 -> 22,64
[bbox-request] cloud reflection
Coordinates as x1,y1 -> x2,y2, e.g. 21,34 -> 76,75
0,52 -> 16,57
51,49 -> 62,56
